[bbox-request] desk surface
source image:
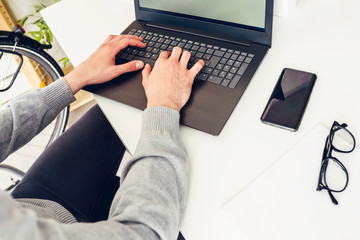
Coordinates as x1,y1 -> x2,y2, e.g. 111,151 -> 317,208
42,0 -> 360,239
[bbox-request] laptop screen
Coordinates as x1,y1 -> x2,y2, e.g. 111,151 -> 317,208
139,0 -> 266,30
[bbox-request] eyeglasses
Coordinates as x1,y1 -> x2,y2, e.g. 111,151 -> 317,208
316,121 -> 356,205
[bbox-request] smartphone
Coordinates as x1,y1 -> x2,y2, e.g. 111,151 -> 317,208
260,68 -> 317,131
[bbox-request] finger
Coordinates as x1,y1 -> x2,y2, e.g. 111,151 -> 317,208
170,47 -> 182,61
117,60 -> 144,75
188,59 -> 205,78
110,34 -> 143,43
179,50 -> 191,67
114,38 -> 146,53
158,51 -> 171,59
142,64 -> 152,81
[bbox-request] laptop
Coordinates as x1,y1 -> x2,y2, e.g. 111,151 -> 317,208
85,0 -> 273,135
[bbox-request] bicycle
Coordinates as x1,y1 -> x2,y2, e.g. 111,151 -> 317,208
0,25 -> 69,191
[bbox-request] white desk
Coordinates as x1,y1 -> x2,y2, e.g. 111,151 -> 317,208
42,0 -> 360,239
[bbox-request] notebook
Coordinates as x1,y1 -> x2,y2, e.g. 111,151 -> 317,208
221,124 -> 360,240
85,0 -> 274,135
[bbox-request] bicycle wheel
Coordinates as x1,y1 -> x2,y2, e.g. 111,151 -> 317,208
0,32 -> 69,189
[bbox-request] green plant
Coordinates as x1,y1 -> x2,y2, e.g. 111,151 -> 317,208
18,0 -> 69,69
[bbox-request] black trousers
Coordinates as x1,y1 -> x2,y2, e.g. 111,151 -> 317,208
12,105 -> 126,222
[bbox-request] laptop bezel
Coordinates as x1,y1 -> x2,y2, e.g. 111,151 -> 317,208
134,0 -> 273,47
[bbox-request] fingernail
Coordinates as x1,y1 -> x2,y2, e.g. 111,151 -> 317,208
136,61 -> 144,69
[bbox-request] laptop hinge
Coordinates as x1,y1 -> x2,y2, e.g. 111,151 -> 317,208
145,22 -> 251,47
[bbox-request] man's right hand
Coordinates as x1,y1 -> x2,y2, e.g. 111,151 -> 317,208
142,47 -> 204,112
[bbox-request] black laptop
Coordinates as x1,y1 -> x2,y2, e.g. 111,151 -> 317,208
85,0 -> 273,135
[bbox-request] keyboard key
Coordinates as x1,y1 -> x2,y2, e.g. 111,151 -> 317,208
118,52 -> 128,59
208,76 -> 222,84
244,57 -> 253,63
238,56 -> 245,62
202,54 -> 211,60
223,65 -> 231,72
227,59 -> 235,65
221,79 -> 230,87
212,69 -> 220,76
144,52 -> 152,58
216,64 -> 224,70
195,52 -> 204,58
191,45 -> 199,51
126,54 -> 135,61
199,47 -> 207,53
226,73 -> 234,80
237,63 -> 249,75
234,61 -> 241,68
224,52 -> 231,59
219,71 -> 226,78
230,67 -> 238,74
150,53 -> 159,60
131,49 -> 139,55
201,67 -> 213,74
125,48 -> 133,53
170,40 -> 179,46
206,49 -> 214,54
230,54 -> 239,60
151,48 -> 160,54
229,75 -> 241,89
145,47 -> 153,52
220,58 -> 227,64
208,56 -> 221,68
198,73 -> 209,81
214,50 -> 225,57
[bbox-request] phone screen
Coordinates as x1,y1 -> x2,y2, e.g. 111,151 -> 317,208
260,68 -> 316,131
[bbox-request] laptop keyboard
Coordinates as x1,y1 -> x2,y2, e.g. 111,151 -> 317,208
116,29 -> 255,89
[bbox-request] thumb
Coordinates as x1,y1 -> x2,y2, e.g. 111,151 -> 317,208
118,60 -> 144,75
142,64 -> 151,81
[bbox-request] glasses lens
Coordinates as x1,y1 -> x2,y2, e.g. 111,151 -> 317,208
0,51 -> 22,91
332,126 -> 355,152
324,158 -> 347,192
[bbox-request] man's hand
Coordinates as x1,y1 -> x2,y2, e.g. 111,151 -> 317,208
64,34 -> 146,94
142,47 -> 204,112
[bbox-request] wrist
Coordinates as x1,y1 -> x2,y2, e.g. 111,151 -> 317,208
147,101 -> 180,112
63,71 -> 86,95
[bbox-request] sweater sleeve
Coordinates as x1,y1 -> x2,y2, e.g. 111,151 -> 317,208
0,78 -> 76,162
0,106 -> 189,240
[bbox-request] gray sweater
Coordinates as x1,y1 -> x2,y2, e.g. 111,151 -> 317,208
0,78 -> 188,240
